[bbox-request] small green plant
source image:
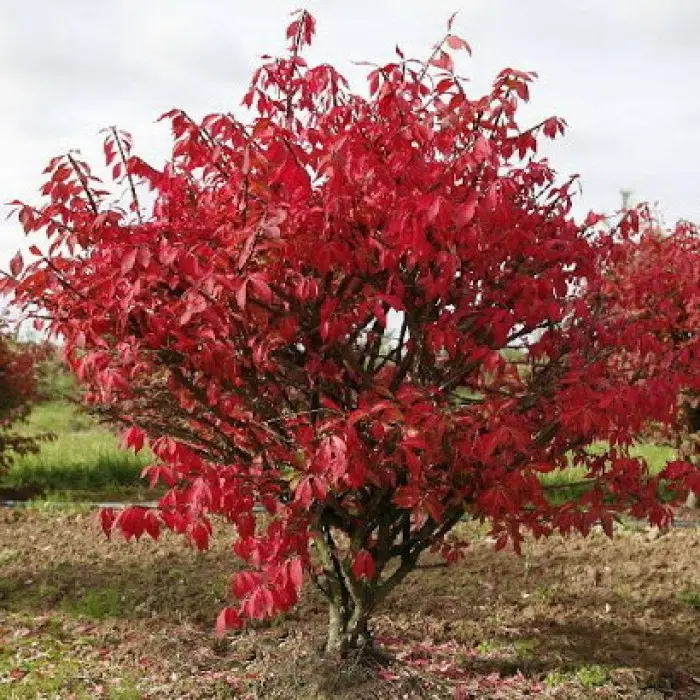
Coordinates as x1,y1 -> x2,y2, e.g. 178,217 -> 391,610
475,640 -> 500,655
513,637 -> 538,659
544,665 -> 609,689
678,588 -> 700,610
108,682 -> 143,700
0,548 -> 20,564
544,670 -> 570,688
0,635 -> 88,699
575,664 -> 609,688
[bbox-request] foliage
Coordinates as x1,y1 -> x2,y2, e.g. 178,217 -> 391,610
6,10 -> 699,653
0,325 -> 46,473
611,229 -> 699,435
605,227 -> 700,503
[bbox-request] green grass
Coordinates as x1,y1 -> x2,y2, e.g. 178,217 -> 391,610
0,613 -> 144,699
543,665 -> 609,690
63,587 -> 125,620
575,664 -> 609,689
2,401 -> 153,501
540,441 -> 677,505
677,588 -> 700,610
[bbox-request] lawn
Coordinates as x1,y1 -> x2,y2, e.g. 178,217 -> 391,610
1,402 -> 153,503
540,442 -> 677,505
0,508 -> 698,698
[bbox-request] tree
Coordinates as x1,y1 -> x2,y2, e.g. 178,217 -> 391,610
603,224 -> 700,508
7,11 -> 699,653
0,323 -> 45,473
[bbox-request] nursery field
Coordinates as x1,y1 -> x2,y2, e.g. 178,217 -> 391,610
0,509 -> 699,699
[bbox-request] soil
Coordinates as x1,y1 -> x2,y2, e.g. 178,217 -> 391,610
0,508 -> 698,699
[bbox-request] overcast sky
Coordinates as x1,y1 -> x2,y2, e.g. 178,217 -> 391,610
1,0 -> 698,270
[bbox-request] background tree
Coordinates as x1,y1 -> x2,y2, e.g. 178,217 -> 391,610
0,321 -> 46,474
606,223 -> 700,508
615,188 -> 698,508
7,11 -> 699,654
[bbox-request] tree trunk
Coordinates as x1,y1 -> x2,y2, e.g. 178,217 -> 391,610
678,434 -> 698,509
325,599 -> 372,655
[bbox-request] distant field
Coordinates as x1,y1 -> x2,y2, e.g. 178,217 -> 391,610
1,402 -> 152,502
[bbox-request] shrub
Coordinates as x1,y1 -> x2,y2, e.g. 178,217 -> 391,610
7,11 -> 699,654
0,325 -> 46,473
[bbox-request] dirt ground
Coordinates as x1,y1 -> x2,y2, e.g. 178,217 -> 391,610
1,508 -> 699,699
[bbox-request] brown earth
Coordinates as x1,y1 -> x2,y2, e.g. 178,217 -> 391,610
0,508 -> 698,699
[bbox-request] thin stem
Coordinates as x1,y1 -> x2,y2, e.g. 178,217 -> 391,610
110,127 -> 143,224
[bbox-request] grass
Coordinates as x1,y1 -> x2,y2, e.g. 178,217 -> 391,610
540,441 -> 677,505
544,664 -> 609,690
677,588 -> 700,610
0,612 -> 145,699
2,401 -> 153,502
62,587 -> 125,620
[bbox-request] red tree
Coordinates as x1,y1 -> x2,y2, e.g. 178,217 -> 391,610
7,12 -> 699,652
602,223 -> 700,506
0,324 -> 45,473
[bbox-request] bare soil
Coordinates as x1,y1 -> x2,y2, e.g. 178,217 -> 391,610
0,508 -> 698,699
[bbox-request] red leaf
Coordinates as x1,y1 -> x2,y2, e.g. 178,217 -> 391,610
494,535 -> 508,552
445,35 -> 471,54
189,521 -> 211,551
122,426 -> 145,453
351,550 -> 376,581
233,571 -> 263,599
599,513 -> 615,539
144,511 -> 161,539
116,507 -> 146,540
436,78 -> 454,94
120,248 -> 138,275
456,199 -> 477,227
393,485 -> 420,509
141,465 -> 177,488
294,476 -> 314,508
215,607 -> 242,636
431,50 -> 454,72
53,165 -> 71,182
236,279 -> 248,310
99,508 -> 116,538
288,557 -> 304,594
9,252 -> 23,277
374,303 -> 387,328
